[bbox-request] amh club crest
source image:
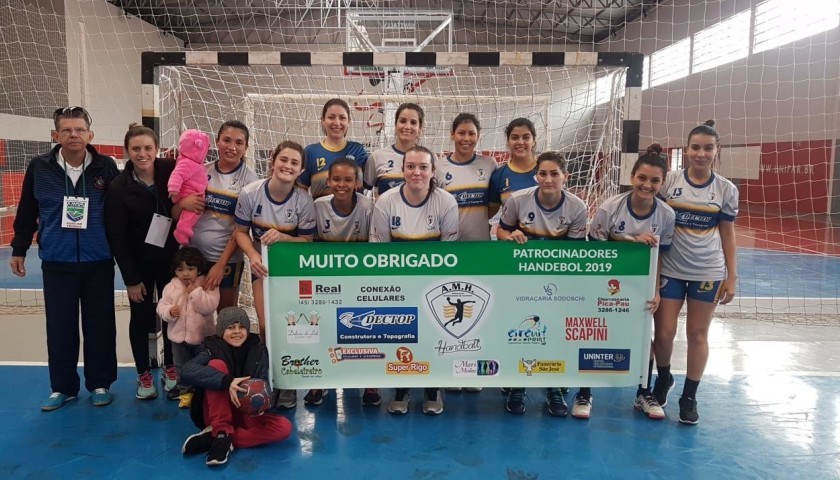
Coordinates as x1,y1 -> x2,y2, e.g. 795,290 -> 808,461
425,281 -> 490,339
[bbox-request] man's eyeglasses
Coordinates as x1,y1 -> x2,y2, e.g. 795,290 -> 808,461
53,106 -> 92,125
57,128 -> 90,136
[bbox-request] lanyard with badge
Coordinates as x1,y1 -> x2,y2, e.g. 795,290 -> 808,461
61,159 -> 89,229
134,170 -> 173,248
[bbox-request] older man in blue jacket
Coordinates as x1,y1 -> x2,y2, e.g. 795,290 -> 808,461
10,106 -> 120,411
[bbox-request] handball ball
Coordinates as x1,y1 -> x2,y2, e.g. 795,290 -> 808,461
237,378 -> 271,416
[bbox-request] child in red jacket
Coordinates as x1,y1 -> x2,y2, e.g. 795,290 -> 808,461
181,307 -> 292,466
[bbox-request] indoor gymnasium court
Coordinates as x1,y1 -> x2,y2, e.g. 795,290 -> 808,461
0,0 -> 838,478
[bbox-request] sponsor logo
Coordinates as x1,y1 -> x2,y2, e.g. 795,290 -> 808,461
386,346 -> 430,375
205,195 -> 233,210
598,279 -> 630,310
279,355 -> 323,377
596,296 -> 630,308
578,348 -> 631,372
508,315 -> 547,346
434,338 -> 482,356
65,201 -> 85,222
356,285 -> 405,303
336,307 -> 418,344
285,311 -> 320,344
299,280 -> 341,300
328,347 -> 386,363
299,280 -> 312,299
453,191 -> 485,204
453,360 -> 499,377
518,359 -> 565,376
675,211 -> 713,228
425,281 -> 490,339
565,316 -> 608,341
514,283 -> 586,303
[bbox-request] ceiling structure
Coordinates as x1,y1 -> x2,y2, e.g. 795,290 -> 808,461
108,0 -> 662,48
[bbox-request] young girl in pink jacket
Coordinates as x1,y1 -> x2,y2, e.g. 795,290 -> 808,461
157,247 -> 220,408
169,129 -> 210,245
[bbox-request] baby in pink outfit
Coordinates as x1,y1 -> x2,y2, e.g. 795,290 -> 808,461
169,129 -> 210,245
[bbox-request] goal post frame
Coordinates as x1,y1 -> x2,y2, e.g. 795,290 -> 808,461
141,50 -> 644,185
138,50 -> 642,365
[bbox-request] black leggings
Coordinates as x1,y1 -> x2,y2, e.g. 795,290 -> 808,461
128,265 -> 174,373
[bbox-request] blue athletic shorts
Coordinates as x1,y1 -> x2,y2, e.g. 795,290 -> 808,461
659,275 -> 722,303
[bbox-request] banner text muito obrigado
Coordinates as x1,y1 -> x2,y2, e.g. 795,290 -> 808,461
299,248 -> 619,270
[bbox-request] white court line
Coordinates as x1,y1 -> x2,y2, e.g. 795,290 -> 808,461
2,362 -> 840,377
0,361 -> 136,367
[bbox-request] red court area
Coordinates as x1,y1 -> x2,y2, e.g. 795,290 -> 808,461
736,210 -> 840,256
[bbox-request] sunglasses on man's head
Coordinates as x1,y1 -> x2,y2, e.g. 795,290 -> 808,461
53,106 -> 92,125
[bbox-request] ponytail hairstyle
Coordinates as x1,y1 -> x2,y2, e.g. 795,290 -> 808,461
270,140 -> 306,172
451,112 -> 481,133
687,119 -> 720,145
395,102 -> 425,127
633,143 -> 668,177
320,98 -> 351,138
686,119 -> 721,170
328,156 -> 363,187
328,156 -> 357,177
217,120 -> 250,145
536,151 -> 568,173
321,98 -> 351,120
124,123 -> 159,150
403,145 -> 438,192
505,117 -> 536,139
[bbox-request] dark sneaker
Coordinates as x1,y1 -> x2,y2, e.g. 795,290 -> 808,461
167,386 -> 182,401
182,426 -> 213,454
571,392 -> 592,419
422,388 -> 443,415
652,374 -> 675,407
362,388 -> 381,407
388,388 -> 410,415
505,388 -> 526,414
206,432 -> 233,466
678,396 -> 699,425
545,388 -> 568,417
634,390 -> 665,420
304,389 -> 327,406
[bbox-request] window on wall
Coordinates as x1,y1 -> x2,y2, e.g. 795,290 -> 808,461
670,148 -> 684,171
642,56 -> 650,90
753,0 -> 840,54
595,70 -> 627,105
693,10 -> 751,73
649,37 -> 691,88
